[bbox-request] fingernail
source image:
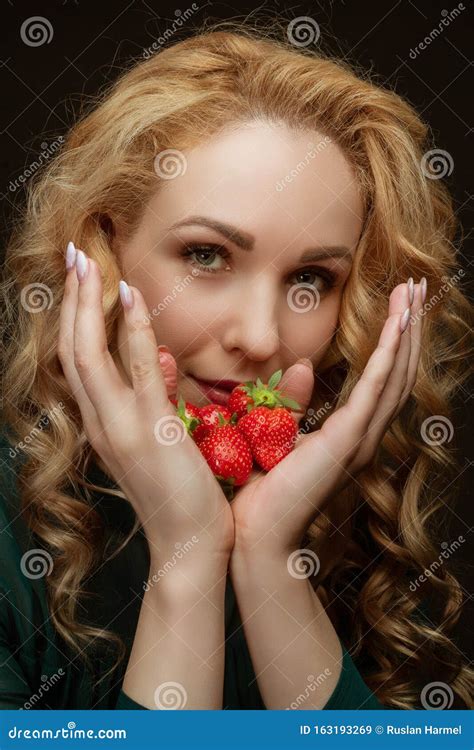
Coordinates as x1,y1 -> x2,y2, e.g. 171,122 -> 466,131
157,344 -> 171,353
420,277 -> 427,304
119,279 -> 134,309
407,277 -> 414,305
66,241 -> 77,271
296,357 -> 313,370
400,306 -> 411,333
75,249 -> 89,282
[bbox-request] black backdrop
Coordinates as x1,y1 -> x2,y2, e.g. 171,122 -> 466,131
1,0 -> 473,665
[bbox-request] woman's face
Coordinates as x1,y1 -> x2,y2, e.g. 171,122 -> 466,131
113,121 -> 364,406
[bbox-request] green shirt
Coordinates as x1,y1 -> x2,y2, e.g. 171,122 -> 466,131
0,425 -> 385,710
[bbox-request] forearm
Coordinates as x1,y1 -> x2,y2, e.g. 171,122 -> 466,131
229,547 -> 343,709
122,555 -> 229,709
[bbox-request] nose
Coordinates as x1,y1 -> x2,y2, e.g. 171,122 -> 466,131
220,278 -> 280,361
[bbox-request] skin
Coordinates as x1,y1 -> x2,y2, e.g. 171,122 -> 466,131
58,120 -> 424,708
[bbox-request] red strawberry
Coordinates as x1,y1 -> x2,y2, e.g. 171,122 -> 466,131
171,396 -> 202,436
191,404 -> 237,444
228,369 -> 301,419
198,423 -> 253,499
238,405 -> 298,471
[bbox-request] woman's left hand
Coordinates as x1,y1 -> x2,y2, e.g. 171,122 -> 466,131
229,280 -> 423,555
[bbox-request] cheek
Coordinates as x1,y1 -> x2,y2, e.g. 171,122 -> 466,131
284,299 -> 340,360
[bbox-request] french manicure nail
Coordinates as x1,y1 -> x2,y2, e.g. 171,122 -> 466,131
420,277 -> 427,304
407,277 -> 414,305
119,279 -> 134,309
400,306 -> 411,333
66,241 -> 77,271
76,250 -> 89,282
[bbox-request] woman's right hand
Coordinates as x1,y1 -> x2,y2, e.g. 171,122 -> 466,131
57,244 -> 235,566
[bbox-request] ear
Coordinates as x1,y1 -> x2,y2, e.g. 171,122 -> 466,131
278,360 -> 314,427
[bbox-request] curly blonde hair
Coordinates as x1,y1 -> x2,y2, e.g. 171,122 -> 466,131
1,16 -> 473,708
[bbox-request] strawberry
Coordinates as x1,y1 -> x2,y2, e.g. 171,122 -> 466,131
171,396 -> 202,436
197,420 -> 253,499
238,405 -> 299,471
228,369 -> 301,418
191,404 -> 237,444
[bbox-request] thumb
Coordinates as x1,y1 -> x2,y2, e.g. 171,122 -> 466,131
158,347 -> 178,399
278,358 -> 314,426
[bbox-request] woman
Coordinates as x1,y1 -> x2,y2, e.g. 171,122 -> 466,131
1,20 -> 472,711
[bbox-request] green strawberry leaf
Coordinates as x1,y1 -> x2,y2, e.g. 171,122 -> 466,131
267,369 -> 283,389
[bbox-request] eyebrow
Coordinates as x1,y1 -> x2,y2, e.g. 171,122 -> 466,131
169,215 -> 354,265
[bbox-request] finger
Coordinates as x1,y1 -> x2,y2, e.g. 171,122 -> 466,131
364,280 -> 413,442
157,350 -> 178,399
120,282 -> 173,412
323,292 -> 408,460
278,359 -> 314,425
58,244 -> 103,435
74,250 -> 133,430
402,280 -> 424,401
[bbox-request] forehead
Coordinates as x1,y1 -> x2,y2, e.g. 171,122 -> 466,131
148,121 -> 365,253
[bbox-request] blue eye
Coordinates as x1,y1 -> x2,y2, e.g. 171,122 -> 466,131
180,242 -> 337,291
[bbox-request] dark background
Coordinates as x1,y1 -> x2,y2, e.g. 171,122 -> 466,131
1,0 -> 473,666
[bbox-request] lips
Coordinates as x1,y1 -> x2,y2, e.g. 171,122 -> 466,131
193,377 -> 242,392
